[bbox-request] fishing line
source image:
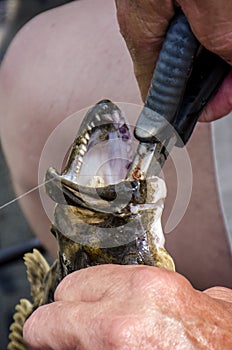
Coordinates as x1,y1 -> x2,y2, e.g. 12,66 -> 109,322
0,178 -> 53,211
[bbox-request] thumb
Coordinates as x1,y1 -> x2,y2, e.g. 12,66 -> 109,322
204,286 -> 232,305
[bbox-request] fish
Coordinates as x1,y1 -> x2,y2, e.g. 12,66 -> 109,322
8,100 -> 174,350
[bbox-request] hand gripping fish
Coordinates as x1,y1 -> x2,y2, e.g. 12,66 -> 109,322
8,100 -> 174,350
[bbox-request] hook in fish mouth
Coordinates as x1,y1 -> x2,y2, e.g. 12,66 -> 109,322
45,100 -> 144,213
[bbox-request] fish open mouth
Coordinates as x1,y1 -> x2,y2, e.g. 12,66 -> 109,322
45,100 -> 142,213
45,100 -> 166,216
61,100 -> 134,187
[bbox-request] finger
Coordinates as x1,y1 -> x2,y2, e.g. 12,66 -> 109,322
199,71 -> 232,122
175,1 -> 232,123
54,264 -> 175,303
23,301 -> 104,350
55,264 -> 137,302
178,0 -> 232,64
115,0 -> 175,100
204,286 -> 232,305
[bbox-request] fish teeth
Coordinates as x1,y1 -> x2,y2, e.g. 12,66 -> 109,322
75,158 -> 83,174
103,113 -> 114,121
82,138 -> 88,145
81,144 -> 87,153
112,111 -> 120,123
79,149 -> 85,157
95,114 -> 101,121
77,159 -> 83,167
78,143 -> 87,157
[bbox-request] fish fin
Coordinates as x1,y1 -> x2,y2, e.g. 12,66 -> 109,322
24,248 -> 50,307
8,298 -> 33,350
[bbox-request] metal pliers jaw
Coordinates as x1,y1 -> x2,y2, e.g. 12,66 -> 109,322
127,9 -> 231,180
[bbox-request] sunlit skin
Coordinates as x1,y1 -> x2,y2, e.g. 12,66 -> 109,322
0,0 -> 231,349
23,265 -> 232,350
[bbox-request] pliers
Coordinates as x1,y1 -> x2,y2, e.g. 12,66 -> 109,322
127,9 -> 231,180
45,10 -> 231,215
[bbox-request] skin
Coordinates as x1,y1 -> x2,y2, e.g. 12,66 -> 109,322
115,0 -> 232,121
0,0 -> 231,348
0,0 -> 231,289
23,265 -> 232,349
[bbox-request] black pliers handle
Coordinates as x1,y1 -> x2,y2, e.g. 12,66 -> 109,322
173,47 -> 231,146
127,9 -> 231,179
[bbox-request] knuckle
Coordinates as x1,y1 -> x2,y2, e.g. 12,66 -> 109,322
100,314 -> 138,350
23,304 -> 48,339
129,266 -> 190,300
54,272 -> 76,301
130,266 -> 165,290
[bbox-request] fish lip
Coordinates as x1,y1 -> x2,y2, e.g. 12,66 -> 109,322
96,99 -> 112,105
45,167 -> 147,215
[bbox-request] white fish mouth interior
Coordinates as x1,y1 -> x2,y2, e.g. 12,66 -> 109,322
77,138 -> 133,187
62,102 -> 134,187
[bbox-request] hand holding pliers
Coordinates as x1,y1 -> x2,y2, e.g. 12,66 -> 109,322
127,9 -> 231,180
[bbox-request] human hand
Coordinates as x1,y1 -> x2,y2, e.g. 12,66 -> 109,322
23,265 -> 232,349
115,0 -> 232,122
